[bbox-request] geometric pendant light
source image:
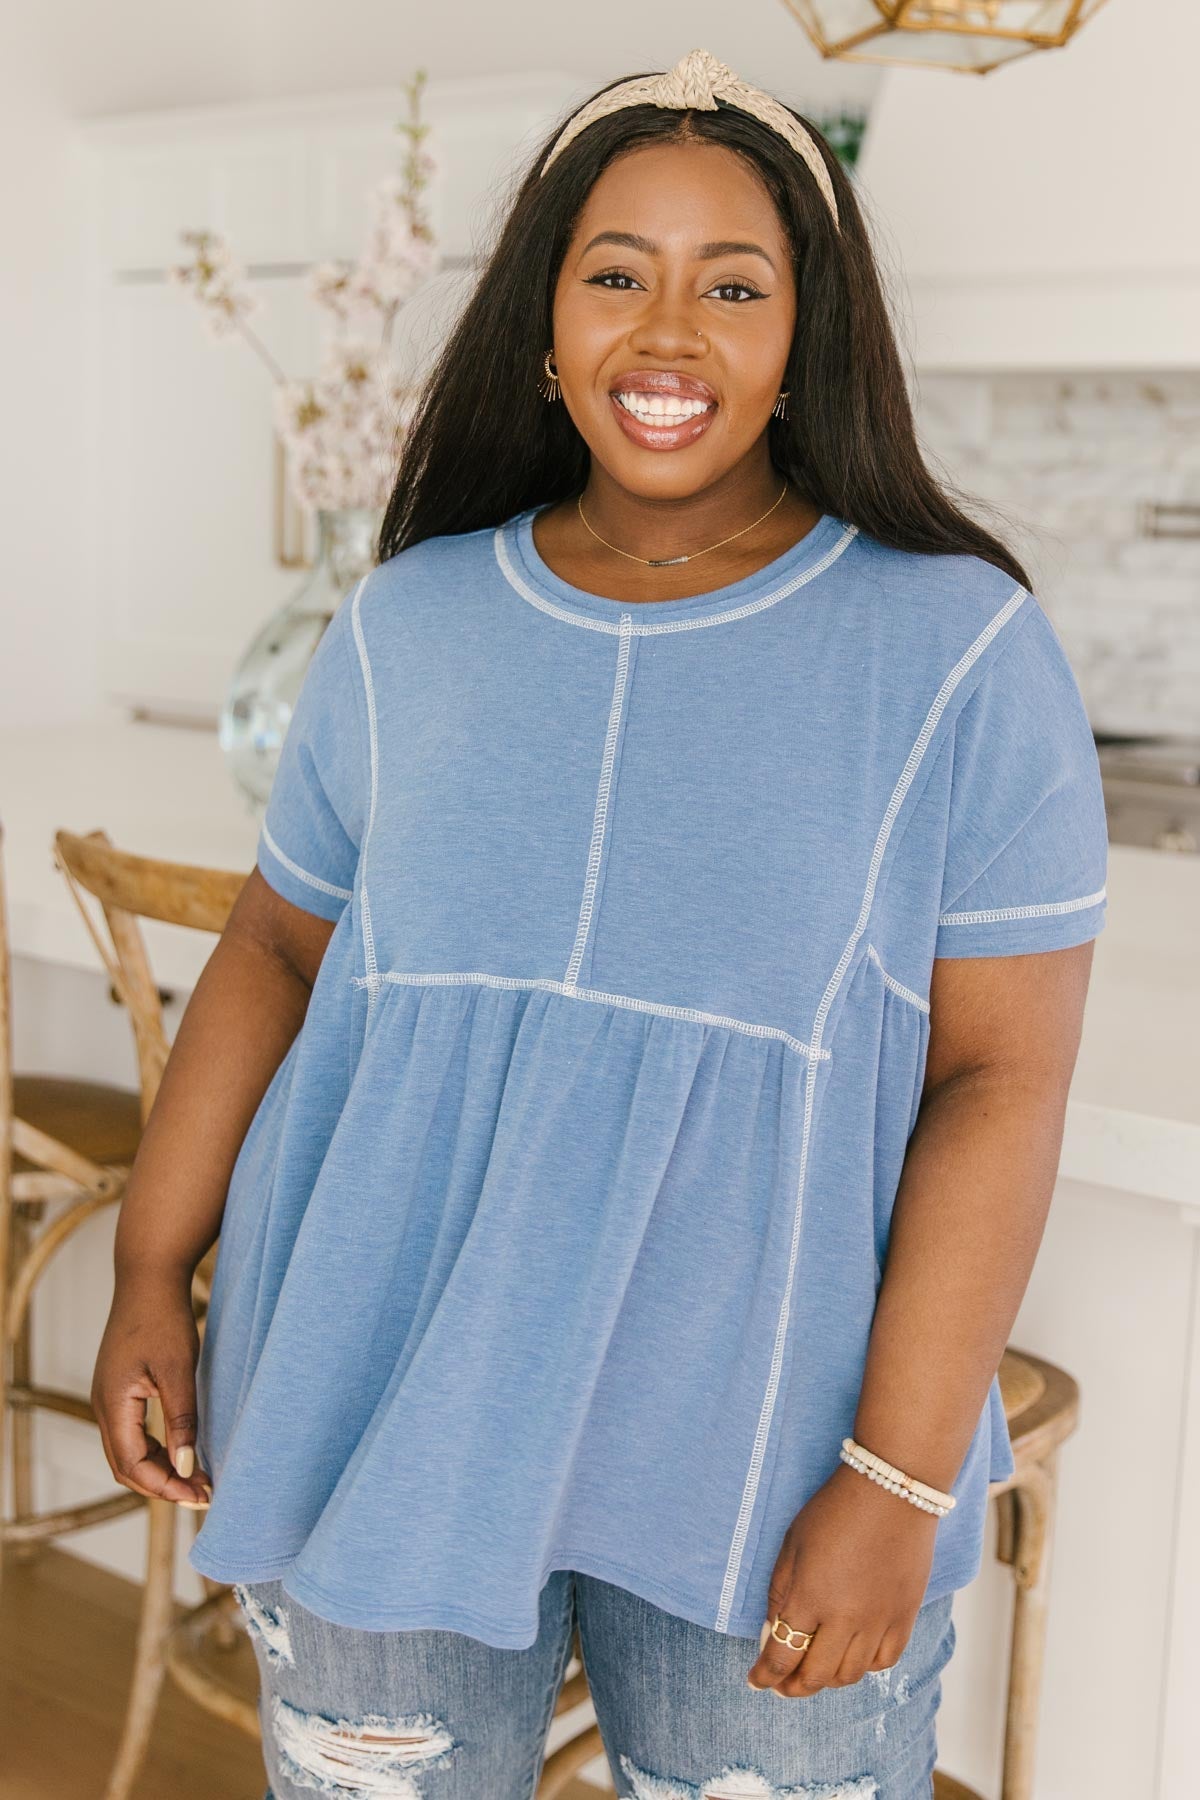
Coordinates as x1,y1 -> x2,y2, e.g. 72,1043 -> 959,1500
781,0 -> 1112,75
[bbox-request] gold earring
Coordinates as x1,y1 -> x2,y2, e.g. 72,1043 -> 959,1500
772,389 -> 790,421
539,350 -> 561,403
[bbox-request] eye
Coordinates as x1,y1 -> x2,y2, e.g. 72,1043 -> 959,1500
584,268 -> 643,291
583,269 -> 766,303
707,280 -> 766,303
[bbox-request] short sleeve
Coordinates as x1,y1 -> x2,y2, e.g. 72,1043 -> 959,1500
934,600 -> 1109,958
256,587 -> 368,921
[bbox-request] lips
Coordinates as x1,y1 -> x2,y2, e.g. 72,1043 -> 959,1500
608,369 -> 718,405
607,390 -> 717,452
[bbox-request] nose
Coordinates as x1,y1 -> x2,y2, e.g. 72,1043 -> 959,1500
627,303 -> 709,356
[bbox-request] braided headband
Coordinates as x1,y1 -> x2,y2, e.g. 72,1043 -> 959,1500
539,46 -> 839,232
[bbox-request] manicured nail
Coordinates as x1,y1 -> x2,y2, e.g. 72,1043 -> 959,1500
759,1620 -> 771,1651
174,1445 -> 195,1479
177,1497 -> 209,1509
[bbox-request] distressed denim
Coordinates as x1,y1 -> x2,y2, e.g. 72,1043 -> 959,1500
234,1569 -> 956,1799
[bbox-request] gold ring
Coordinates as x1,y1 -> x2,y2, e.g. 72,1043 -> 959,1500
769,1613 -> 817,1653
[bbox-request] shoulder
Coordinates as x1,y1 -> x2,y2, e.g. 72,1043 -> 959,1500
846,528 -> 1032,656
356,520 -> 504,641
829,531 -> 1060,752
947,590 -> 1096,775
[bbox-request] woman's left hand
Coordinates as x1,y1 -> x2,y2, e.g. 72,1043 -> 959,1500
745,1460 -> 941,1698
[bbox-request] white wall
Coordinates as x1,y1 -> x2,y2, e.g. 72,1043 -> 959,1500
0,26 -> 97,726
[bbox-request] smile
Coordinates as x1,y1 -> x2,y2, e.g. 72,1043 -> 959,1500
608,391 -> 717,451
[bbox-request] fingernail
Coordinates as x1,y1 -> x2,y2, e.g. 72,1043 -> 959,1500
759,1620 -> 771,1652
177,1497 -> 209,1509
174,1445 -> 195,1479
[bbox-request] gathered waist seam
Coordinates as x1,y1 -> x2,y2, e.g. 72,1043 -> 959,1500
348,969 -> 830,1061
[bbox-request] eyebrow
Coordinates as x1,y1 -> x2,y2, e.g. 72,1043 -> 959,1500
579,230 -> 777,276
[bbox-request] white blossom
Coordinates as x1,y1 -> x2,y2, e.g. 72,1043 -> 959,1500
171,70 -> 436,513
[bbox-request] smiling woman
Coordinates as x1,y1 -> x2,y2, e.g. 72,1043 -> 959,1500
92,46 -> 1108,1800
536,143 -> 821,595
376,47 -> 1032,599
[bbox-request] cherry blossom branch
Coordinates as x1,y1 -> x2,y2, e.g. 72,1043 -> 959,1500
168,69 -> 438,512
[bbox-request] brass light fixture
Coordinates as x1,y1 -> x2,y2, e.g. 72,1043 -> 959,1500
782,1 -> 1111,74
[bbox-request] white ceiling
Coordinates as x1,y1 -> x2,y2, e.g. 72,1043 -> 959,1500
12,0 -> 882,121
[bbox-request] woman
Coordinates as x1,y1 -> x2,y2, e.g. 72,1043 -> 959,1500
92,49 -> 1108,1800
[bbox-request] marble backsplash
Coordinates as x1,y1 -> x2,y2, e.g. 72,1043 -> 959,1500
910,370 -> 1200,739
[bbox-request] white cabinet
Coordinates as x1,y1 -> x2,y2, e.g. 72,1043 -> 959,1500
856,0 -> 1200,369
82,75 -> 580,715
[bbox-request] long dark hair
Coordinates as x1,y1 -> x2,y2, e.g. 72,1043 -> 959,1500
377,72 -> 1031,590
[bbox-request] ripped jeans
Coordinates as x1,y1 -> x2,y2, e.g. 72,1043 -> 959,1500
233,1570 -> 956,1800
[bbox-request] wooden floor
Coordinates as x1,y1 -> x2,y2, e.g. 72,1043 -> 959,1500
0,1546 -> 604,1799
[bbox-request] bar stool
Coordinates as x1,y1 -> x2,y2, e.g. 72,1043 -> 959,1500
980,1346 -> 1080,1800
536,1346 -> 1080,1800
49,826 -> 248,1800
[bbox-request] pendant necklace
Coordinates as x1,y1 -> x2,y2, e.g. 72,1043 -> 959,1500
575,483 -> 790,568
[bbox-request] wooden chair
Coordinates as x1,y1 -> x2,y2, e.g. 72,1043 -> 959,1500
0,819 -> 144,1582
47,826 -> 249,1799
0,819 -> 149,1588
536,1346 -> 1080,1800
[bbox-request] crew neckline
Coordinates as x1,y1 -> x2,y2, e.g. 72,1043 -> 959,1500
496,502 -> 856,632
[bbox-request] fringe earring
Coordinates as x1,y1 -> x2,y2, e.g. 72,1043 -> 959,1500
539,350 -> 561,402
772,388 -> 790,422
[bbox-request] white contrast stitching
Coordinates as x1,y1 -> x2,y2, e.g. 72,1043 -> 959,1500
493,519 -> 859,634
348,970 -> 830,1061
259,823 -> 353,902
714,581 -> 1030,1632
349,576 -> 380,1020
938,885 -> 1106,926
866,944 -> 930,1013
564,613 -> 633,987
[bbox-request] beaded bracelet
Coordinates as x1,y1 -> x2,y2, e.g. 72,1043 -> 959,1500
839,1437 -> 957,1516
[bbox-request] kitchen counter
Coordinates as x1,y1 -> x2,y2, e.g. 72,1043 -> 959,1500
1060,844 -> 1200,1213
0,717 -> 260,987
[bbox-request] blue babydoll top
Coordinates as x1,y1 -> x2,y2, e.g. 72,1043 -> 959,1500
189,502 -> 1109,1649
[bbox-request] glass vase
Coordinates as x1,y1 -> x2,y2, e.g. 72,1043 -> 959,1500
220,506 -> 382,811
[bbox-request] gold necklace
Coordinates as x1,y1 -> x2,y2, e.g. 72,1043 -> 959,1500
576,483 -> 790,569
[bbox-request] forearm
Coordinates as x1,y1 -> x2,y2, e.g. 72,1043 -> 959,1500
112,930 -> 312,1287
851,1066 -> 1071,1494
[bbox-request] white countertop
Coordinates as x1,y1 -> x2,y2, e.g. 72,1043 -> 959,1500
2,716 -> 1197,1209
1058,844 -> 1200,1213
0,717 -> 260,986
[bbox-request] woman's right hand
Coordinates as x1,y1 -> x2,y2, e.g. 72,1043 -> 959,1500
91,1267 -> 214,1508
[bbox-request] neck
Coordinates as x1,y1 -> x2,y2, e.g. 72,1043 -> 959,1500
530,474 -> 826,607
577,471 -> 793,566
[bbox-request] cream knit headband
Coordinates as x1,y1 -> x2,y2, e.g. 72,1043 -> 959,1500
539,47 -> 840,232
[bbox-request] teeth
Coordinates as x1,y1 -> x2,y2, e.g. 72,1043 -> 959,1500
616,391 -> 711,422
